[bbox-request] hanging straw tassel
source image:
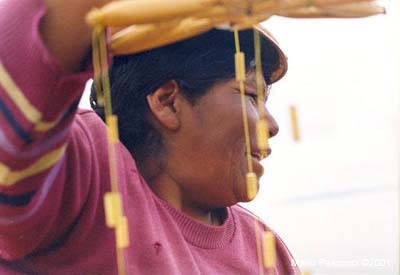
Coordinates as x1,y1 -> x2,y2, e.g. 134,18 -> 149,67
246,172 -> 258,200
92,26 -> 129,275
116,216 -> 130,248
253,30 -> 270,157
233,29 -> 260,202
263,231 -> 277,274
290,105 -> 300,142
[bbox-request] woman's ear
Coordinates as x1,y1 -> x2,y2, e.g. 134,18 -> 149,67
147,80 -> 181,130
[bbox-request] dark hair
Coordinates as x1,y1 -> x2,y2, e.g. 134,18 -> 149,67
91,28 -> 280,165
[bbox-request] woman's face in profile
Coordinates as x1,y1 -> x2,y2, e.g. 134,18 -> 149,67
166,71 -> 279,209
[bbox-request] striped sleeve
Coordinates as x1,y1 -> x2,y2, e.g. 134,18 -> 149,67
0,0 -> 93,259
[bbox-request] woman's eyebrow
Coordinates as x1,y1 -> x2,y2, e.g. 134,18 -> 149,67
243,79 -> 269,96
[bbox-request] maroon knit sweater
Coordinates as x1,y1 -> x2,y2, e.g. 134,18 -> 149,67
0,0 -> 300,274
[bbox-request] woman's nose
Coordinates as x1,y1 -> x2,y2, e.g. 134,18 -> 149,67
267,113 -> 279,138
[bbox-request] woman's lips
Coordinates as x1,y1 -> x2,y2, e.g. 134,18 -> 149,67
251,152 -> 261,161
245,148 -> 271,178
248,147 -> 272,161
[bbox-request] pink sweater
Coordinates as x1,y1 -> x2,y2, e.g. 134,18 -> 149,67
0,0 -> 300,274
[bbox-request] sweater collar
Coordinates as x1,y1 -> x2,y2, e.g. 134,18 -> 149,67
156,198 -> 236,249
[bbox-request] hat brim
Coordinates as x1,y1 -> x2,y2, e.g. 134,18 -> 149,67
110,23 -> 288,83
254,25 -> 288,84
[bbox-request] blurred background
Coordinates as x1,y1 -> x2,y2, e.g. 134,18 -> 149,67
245,1 -> 399,274
80,1 -> 399,274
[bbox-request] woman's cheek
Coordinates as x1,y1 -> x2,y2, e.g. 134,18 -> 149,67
229,153 -> 250,203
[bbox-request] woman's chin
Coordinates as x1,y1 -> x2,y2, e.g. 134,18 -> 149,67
236,182 -> 260,203
252,158 -> 264,178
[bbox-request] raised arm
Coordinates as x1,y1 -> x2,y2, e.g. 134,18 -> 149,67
0,0 -> 112,260
41,0 -> 111,73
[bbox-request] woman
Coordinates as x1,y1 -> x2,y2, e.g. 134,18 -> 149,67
0,0 -> 300,274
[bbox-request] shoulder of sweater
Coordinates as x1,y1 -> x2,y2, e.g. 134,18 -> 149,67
75,109 -> 107,134
77,108 -> 103,123
73,108 -> 139,167
66,108 -> 108,148
230,204 -> 273,232
230,204 -> 262,222
229,205 -> 295,262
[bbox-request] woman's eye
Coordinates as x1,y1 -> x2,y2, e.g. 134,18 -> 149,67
245,93 -> 258,104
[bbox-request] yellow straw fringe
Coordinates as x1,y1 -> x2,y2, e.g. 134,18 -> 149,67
263,231 -> 277,269
290,105 -> 300,141
92,27 -> 128,275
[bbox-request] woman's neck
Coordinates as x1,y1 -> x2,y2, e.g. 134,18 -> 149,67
149,171 -> 223,226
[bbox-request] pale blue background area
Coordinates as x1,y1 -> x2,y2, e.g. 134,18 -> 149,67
244,4 -> 399,275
